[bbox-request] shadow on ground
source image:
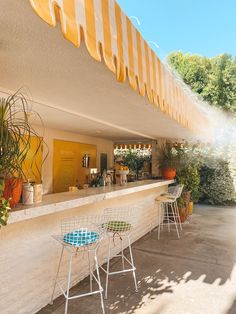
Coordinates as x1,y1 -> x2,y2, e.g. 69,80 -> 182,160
38,205 -> 236,314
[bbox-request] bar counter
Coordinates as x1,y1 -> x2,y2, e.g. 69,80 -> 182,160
9,179 -> 174,224
1,179 -> 174,314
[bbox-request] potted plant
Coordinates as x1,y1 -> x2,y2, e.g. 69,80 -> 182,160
175,143 -> 201,214
158,142 -> 178,180
0,180 -> 10,226
177,195 -> 187,222
0,91 -> 46,227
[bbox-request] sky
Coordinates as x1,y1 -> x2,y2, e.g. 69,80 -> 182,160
116,0 -> 236,60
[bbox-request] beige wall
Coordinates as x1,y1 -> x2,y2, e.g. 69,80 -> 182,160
33,126 -> 114,194
152,139 -> 167,177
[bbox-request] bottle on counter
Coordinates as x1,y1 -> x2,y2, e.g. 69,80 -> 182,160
106,174 -> 112,186
33,184 -> 42,203
22,181 -> 34,205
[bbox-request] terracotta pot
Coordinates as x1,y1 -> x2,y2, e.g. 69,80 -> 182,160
3,178 -> 23,207
162,168 -> 176,180
178,207 -> 187,222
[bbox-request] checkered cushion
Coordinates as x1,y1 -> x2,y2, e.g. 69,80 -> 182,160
106,220 -> 131,232
63,230 -> 99,247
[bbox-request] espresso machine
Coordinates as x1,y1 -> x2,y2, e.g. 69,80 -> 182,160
88,168 -> 98,186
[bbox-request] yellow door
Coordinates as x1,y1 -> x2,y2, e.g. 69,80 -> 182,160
53,140 -> 97,193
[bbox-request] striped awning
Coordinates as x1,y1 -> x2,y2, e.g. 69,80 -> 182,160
29,0 -> 208,134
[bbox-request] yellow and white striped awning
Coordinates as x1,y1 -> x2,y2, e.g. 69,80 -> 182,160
29,0 -> 208,134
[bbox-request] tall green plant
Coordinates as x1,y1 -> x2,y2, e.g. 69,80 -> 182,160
176,164 -> 200,203
0,93 -> 44,178
0,91 -> 48,227
158,142 -> 179,169
175,142 -> 201,203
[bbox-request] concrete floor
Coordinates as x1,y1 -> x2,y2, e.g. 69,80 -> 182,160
38,205 -> 236,314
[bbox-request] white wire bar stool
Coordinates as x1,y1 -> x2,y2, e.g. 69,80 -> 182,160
51,215 -> 105,314
100,207 -> 138,299
155,184 -> 184,240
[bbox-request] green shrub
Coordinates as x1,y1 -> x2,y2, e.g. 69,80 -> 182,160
176,163 -> 201,203
200,158 -> 236,205
175,142 -> 201,203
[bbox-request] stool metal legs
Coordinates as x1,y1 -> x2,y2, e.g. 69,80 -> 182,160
158,203 -> 163,240
158,202 -> 180,239
128,236 -> 138,293
65,252 -> 73,314
174,201 -> 182,230
87,250 -> 93,293
51,246 -> 105,314
94,254 -> 105,314
51,246 -> 64,305
104,236 -> 111,299
101,235 -> 138,299
170,203 -> 180,239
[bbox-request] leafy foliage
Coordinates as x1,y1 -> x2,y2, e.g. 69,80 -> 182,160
175,142 -> 201,203
168,52 -> 236,114
199,158 -> 236,205
158,142 -> 179,169
115,150 -> 151,179
0,179 -> 10,227
176,164 -> 200,203
168,52 -> 236,204
124,150 -> 150,176
0,92 -> 45,179
0,91 -> 48,227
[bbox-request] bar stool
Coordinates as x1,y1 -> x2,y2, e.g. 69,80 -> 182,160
100,207 -> 138,299
51,215 -> 105,314
155,184 -> 184,240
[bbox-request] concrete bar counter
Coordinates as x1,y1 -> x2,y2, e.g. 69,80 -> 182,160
0,179 -> 174,314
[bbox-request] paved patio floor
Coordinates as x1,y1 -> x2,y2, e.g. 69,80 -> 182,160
38,205 -> 236,314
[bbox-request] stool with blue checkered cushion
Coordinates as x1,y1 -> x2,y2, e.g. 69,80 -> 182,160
51,215 -> 105,314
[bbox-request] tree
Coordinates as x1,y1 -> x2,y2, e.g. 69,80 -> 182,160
168,52 -> 236,114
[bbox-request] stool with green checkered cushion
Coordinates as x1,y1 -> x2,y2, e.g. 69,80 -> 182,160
100,207 -> 138,299
51,215 -> 105,314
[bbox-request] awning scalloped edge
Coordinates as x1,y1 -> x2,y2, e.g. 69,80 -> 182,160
29,0 -> 208,135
